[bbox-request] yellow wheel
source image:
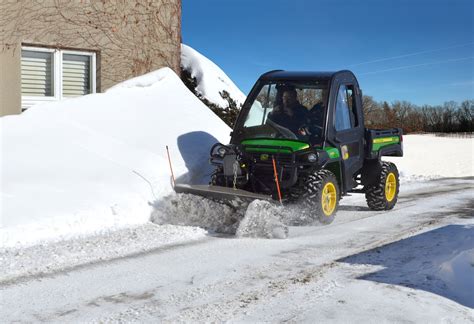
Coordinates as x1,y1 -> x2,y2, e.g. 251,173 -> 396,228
385,172 -> 397,202
322,182 -> 337,216
301,169 -> 339,225
366,162 -> 399,210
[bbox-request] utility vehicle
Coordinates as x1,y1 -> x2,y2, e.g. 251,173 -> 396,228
175,70 -> 403,224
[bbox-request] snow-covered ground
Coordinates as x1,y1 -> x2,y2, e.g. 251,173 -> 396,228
1,178 -> 472,322
385,134 -> 474,181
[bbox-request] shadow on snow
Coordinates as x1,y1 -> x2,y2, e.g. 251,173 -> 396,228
175,131 -> 220,185
339,224 -> 474,308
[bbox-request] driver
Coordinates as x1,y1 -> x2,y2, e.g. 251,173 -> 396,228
268,87 -> 308,134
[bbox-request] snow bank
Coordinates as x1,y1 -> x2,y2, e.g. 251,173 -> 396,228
385,134 -> 473,182
181,44 -> 246,108
0,67 -> 230,248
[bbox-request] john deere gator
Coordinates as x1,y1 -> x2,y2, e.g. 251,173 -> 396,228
175,70 -> 403,224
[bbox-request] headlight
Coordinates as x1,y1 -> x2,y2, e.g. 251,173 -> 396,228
217,147 -> 227,157
307,153 -> 317,163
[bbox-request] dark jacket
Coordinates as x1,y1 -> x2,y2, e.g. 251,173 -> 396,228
268,103 -> 308,134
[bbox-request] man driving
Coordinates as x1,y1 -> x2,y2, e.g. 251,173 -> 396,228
268,87 -> 308,134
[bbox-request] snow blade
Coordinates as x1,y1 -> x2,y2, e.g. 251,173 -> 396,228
174,184 -> 273,202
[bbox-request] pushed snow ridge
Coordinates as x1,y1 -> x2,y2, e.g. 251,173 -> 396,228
236,200 -> 289,239
152,195 -> 289,239
151,193 -> 244,235
151,194 -> 332,240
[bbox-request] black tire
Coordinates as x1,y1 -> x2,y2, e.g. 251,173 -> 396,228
365,161 -> 400,211
301,169 -> 340,224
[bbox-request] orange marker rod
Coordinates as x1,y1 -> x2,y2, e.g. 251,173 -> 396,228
272,156 -> 283,204
166,145 -> 176,188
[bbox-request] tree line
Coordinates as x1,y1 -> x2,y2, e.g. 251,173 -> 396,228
362,96 -> 474,133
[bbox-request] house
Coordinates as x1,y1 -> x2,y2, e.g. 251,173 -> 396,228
0,0 -> 182,116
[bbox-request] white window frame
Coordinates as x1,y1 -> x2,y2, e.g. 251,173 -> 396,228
21,46 -> 96,110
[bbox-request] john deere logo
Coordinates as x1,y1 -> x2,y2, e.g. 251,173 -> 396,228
260,154 -> 269,161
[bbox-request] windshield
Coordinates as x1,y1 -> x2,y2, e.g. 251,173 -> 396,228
240,81 -> 329,144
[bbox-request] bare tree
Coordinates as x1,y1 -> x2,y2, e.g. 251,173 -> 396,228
458,100 -> 474,131
392,101 -> 413,130
362,95 -> 380,127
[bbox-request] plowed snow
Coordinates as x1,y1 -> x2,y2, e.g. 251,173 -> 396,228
150,194 -> 328,239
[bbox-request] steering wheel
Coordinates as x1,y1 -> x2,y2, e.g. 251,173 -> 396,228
265,118 -> 298,140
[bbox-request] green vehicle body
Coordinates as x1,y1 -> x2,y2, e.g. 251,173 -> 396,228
175,70 -> 403,206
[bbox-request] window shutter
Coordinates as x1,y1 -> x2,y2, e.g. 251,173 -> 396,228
21,50 -> 54,97
62,54 -> 91,97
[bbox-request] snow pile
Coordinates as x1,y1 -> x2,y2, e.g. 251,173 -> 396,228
385,134 -> 473,181
106,67 -> 170,90
236,200 -> 288,239
0,67 -> 230,248
181,44 -> 246,108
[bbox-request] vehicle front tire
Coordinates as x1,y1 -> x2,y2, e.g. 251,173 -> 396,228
301,169 -> 340,224
365,161 -> 400,210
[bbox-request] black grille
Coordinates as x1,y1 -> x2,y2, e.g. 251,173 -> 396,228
249,152 -> 294,165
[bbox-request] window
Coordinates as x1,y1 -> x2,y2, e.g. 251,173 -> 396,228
244,84 -> 277,127
335,85 -> 358,131
237,81 -> 329,143
21,50 -> 54,97
62,54 -> 92,97
21,46 -> 96,111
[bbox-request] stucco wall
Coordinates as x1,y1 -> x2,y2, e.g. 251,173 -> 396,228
0,46 -> 21,116
0,0 -> 181,116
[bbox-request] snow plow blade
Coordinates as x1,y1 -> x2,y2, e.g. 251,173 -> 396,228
173,184 -> 273,202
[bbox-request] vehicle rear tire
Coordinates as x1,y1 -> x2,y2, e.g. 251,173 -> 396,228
301,169 -> 340,224
365,161 -> 399,210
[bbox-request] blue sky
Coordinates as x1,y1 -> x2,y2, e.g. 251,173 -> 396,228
182,0 -> 473,106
